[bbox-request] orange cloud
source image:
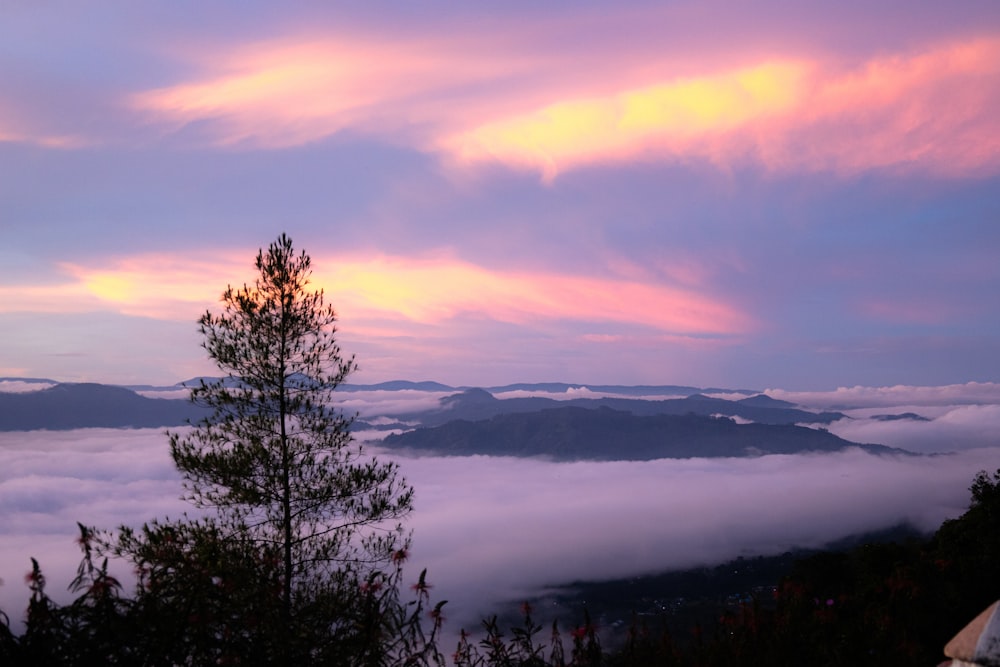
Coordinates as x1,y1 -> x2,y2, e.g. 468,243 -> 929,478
319,255 -> 752,335
445,60 -> 810,180
12,252 -> 751,337
0,256 -> 245,318
445,37 -> 1000,179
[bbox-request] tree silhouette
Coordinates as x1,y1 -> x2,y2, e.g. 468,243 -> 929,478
167,233 -> 414,658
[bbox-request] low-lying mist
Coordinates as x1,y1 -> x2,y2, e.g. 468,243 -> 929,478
1,423 -> 997,634
390,446 -> 997,630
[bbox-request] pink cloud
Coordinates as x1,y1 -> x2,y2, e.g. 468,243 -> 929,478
0,253 -> 246,319
130,27 -> 1000,179
315,254 -> 754,335
445,37 -> 1000,179
13,251 -> 752,337
444,59 -> 812,181
4,5 -> 997,179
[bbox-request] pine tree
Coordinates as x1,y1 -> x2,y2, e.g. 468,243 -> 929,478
168,234 -> 414,657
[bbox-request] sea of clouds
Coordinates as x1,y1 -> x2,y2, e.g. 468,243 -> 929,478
1,382 -> 998,635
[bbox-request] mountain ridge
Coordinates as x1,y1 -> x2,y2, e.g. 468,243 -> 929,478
379,405 -> 902,461
0,383 -> 212,431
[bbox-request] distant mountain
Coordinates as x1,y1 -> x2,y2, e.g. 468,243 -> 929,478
0,377 -> 58,385
391,388 -> 845,427
0,379 -> 846,440
736,394 -> 798,409
0,383 -> 209,431
871,412 -> 931,422
121,378 -> 762,400
380,406 -> 902,460
340,380 -> 457,392
480,382 -> 723,396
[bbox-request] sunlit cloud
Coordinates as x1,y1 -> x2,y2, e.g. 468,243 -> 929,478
17,252 -> 751,337
446,60 -> 810,181
0,255 -> 241,319
319,255 -> 751,335
446,37 -> 1000,179
126,24 -> 1000,180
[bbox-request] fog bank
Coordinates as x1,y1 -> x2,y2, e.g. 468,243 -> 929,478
2,427 -> 996,634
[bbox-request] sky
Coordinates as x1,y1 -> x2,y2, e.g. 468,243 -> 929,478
2,1 -> 1000,389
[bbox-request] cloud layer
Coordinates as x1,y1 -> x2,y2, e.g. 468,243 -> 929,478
2,416 -> 997,634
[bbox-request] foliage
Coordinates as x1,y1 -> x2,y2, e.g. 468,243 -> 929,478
450,604 -> 600,667
170,234 -> 412,613
158,234 -> 414,658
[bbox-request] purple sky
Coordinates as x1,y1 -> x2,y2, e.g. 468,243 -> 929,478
2,2 -> 999,389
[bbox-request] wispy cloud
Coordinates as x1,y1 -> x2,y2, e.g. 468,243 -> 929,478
318,255 -> 752,335
444,59 -> 810,181
0,256 -> 239,319
0,105 -> 86,148
446,37 -> 1000,179
16,252 -> 751,337
127,26 -> 1000,181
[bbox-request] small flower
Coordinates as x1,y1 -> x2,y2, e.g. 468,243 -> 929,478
520,601 -> 533,616
359,580 -> 383,594
410,569 -> 431,594
391,548 -> 409,564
